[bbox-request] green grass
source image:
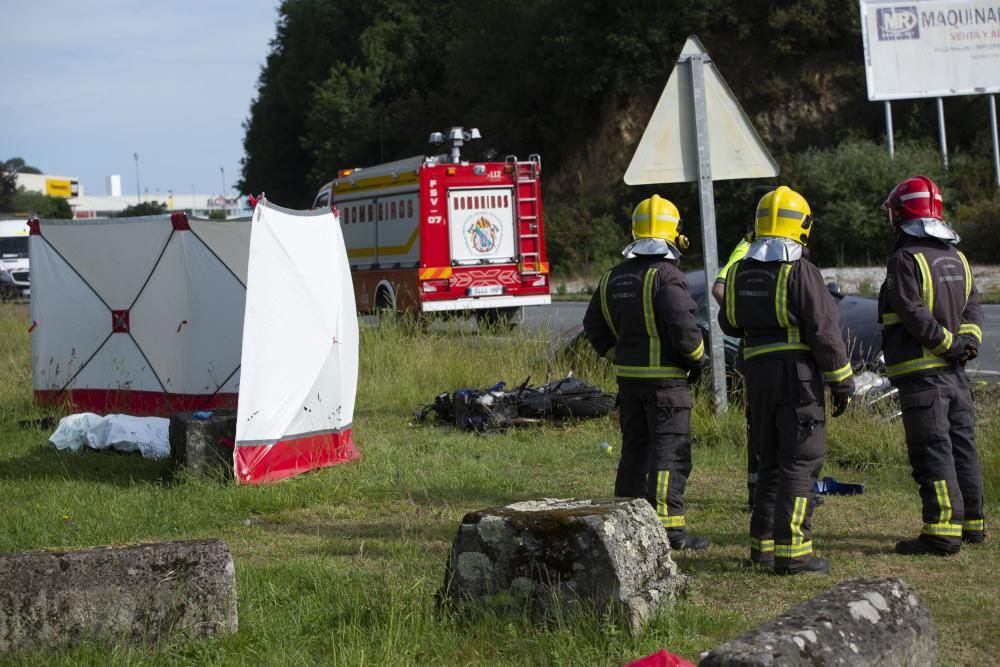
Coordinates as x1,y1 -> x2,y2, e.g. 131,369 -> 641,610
976,288 -> 1000,305
551,292 -> 593,302
0,304 -> 998,665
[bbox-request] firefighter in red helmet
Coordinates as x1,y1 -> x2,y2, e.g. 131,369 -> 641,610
583,195 -> 710,551
879,175 -> 986,555
719,186 -> 854,575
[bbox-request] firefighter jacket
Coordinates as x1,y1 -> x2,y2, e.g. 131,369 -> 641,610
584,256 -> 705,382
718,255 -> 853,391
878,234 -> 983,381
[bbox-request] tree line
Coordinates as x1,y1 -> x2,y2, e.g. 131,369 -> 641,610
240,0 -> 1000,271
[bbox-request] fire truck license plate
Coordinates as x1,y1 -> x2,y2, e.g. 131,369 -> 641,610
467,285 -> 504,297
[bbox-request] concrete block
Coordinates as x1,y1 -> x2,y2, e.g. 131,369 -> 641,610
438,497 -> 686,634
170,410 -> 235,476
699,577 -> 935,666
0,539 -> 238,652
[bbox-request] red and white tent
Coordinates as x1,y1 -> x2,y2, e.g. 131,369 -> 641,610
30,201 -> 359,484
30,213 -> 249,414
234,199 -> 359,484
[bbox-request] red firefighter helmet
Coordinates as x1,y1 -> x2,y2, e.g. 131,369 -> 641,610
883,175 -> 943,225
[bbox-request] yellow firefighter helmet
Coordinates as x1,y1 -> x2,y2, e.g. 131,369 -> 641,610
631,195 -> 689,249
754,186 -> 814,246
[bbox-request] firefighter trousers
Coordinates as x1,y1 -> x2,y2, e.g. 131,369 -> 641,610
745,357 -> 826,571
896,371 -> 985,551
615,380 -> 693,539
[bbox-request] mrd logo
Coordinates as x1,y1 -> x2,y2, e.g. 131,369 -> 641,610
877,6 -> 920,40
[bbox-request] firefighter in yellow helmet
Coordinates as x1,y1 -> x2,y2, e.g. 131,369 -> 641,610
584,195 -> 710,551
718,186 -> 854,574
712,185 -> 776,512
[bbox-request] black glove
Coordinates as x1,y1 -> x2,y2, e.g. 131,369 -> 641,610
959,334 -> 979,361
943,337 -> 971,365
686,354 -> 710,385
830,387 -> 852,417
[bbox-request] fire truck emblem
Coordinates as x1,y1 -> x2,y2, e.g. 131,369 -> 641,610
466,215 -> 502,254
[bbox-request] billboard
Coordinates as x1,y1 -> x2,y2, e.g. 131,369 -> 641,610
45,178 -> 78,198
860,0 -> 1000,100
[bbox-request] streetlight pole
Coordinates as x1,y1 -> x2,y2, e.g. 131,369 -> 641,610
133,152 -> 141,203
220,167 -> 227,217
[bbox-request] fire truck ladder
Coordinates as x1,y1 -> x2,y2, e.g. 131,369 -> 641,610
508,154 -> 542,276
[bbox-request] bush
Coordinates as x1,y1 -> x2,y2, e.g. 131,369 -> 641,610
780,138 -> 998,266
952,196 -> 1000,264
12,190 -> 72,219
116,201 -> 168,217
545,201 -> 627,277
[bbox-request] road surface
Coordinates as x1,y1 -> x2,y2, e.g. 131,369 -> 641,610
525,301 -> 1000,378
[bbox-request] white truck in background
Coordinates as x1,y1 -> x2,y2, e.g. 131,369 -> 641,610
0,219 -> 31,301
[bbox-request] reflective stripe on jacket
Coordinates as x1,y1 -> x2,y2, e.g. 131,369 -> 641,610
583,256 -> 704,381
878,235 -> 984,380
718,256 -> 853,389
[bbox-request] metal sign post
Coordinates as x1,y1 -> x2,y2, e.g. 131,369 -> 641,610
884,101 -> 895,160
936,98 -> 949,169
990,95 -> 1000,189
687,52 -> 727,412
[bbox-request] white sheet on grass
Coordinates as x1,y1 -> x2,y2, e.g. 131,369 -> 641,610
49,413 -> 170,459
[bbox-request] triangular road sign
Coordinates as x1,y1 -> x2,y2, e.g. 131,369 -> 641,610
624,36 -> 779,185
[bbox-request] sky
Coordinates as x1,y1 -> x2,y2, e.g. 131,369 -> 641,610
0,0 -> 281,199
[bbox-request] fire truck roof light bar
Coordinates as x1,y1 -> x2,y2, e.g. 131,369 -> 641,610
429,126 -> 482,164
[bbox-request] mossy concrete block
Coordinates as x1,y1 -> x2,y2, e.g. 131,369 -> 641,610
170,410 -> 235,476
0,539 -> 238,652
699,577 -> 935,666
439,497 -> 686,634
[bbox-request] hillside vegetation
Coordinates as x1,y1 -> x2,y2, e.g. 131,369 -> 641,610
240,0 -> 1000,273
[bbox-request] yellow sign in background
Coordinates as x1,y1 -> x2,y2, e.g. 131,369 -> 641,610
45,178 -> 73,198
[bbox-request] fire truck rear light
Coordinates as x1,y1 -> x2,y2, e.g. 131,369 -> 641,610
338,169 -> 354,178
422,278 -> 450,293
446,167 -> 457,176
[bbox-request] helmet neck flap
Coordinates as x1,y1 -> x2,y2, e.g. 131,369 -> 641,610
898,219 -> 960,245
745,236 -> 804,263
622,237 -> 682,260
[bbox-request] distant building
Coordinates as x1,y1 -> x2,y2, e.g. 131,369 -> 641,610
16,172 -> 80,198
15,172 -> 249,219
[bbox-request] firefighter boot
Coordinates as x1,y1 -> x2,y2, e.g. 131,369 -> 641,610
963,531 -> 986,545
895,536 -> 960,556
668,531 -> 710,551
775,556 -> 829,576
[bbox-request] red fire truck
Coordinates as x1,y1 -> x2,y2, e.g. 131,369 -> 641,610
312,127 -> 550,323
